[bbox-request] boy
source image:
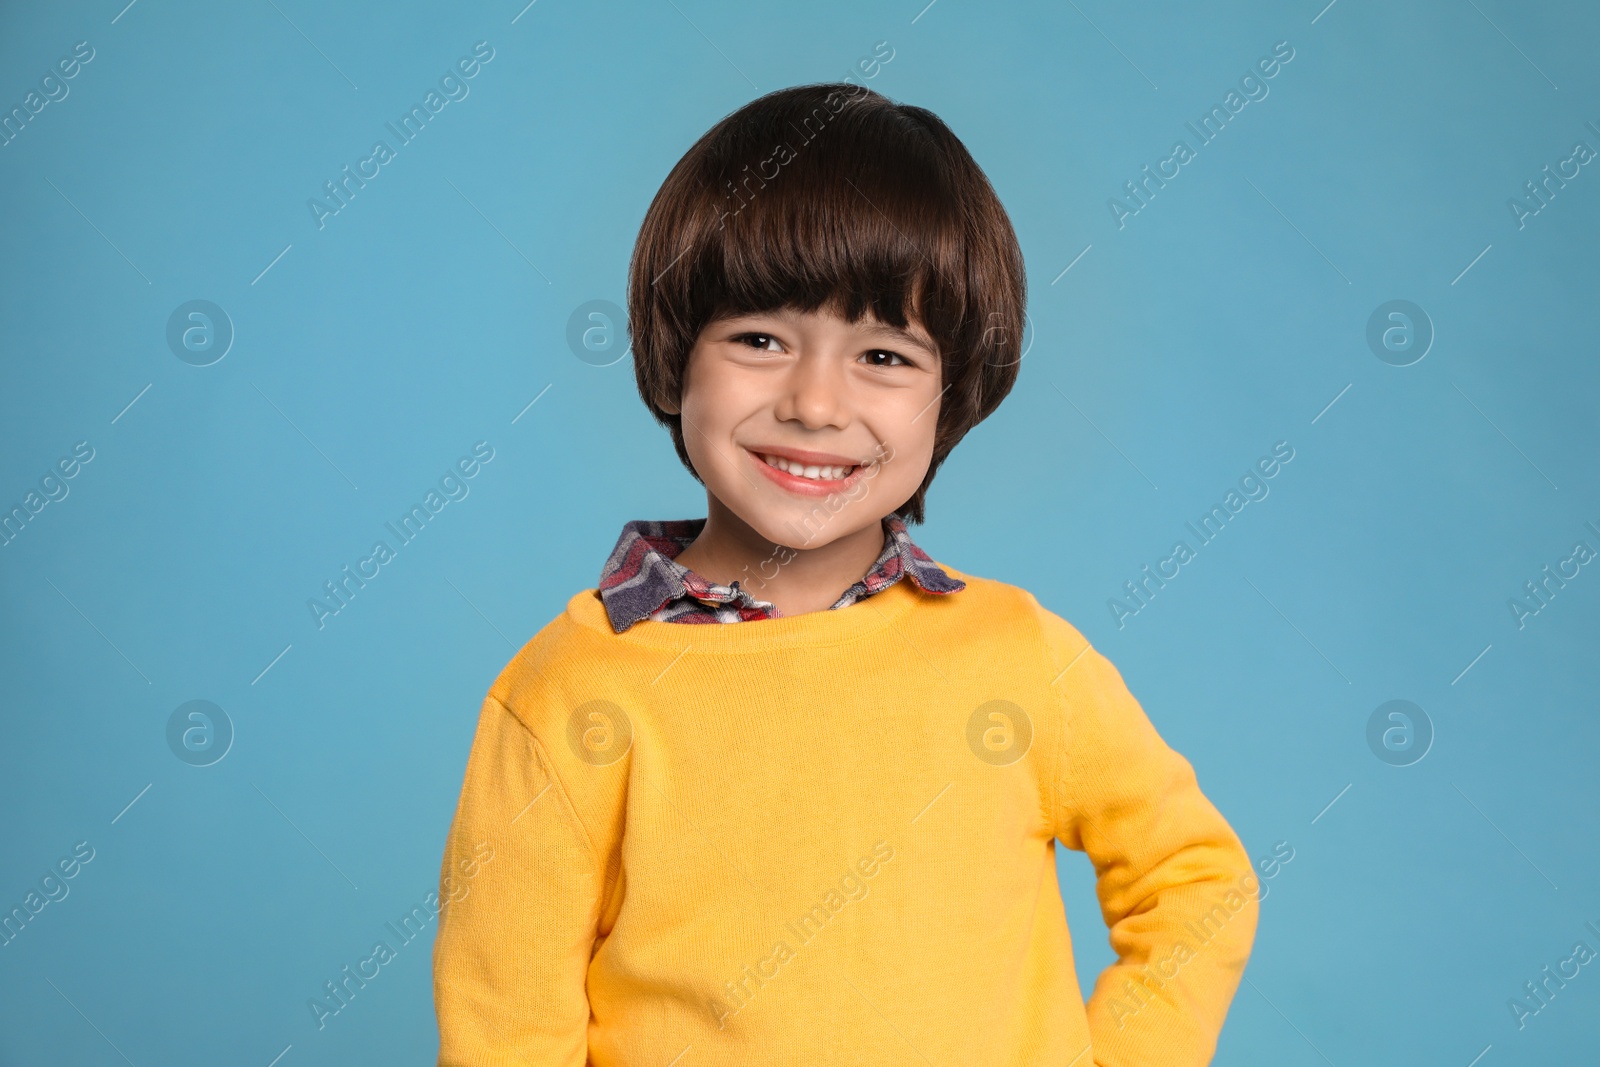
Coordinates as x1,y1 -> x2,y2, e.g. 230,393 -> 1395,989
434,82 -> 1258,1066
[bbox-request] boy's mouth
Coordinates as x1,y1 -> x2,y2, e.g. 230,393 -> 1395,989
756,452 -> 858,480
747,449 -> 869,495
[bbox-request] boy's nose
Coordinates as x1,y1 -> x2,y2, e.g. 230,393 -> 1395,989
775,357 -> 851,428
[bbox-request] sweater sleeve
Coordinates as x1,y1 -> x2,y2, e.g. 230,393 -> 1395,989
433,693 -> 606,1066
1034,601 -> 1258,1066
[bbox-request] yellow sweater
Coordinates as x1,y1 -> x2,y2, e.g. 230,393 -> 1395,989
433,566 -> 1257,1066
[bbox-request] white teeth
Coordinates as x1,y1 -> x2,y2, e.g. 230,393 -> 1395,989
759,453 -> 855,481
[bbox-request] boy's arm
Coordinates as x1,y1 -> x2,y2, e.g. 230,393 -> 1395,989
434,694 -> 606,1067
1034,600 -> 1258,1066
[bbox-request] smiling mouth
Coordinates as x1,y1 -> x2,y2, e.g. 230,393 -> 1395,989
753,452 -> 860,482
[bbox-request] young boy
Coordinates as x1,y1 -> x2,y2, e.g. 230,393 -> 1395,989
433,82 -> 1258,1066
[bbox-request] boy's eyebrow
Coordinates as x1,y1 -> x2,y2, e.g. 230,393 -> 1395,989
854,321 -> 937,353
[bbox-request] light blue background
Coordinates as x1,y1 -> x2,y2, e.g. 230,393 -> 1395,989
3,1 -> 1597,1064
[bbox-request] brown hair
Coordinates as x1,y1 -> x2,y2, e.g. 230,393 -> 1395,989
627,82 -> 1026,525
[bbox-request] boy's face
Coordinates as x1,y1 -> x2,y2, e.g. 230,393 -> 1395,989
661,301 -> 942,550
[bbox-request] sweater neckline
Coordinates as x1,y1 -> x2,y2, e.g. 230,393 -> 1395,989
564,562 -> 950,652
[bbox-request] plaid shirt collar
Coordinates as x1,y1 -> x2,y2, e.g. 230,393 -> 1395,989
596,514 -> 965,633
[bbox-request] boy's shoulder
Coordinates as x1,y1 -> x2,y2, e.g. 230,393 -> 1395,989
482,588 -> 609,701
934,567 -> 1133,716
935,564 -> 1096,655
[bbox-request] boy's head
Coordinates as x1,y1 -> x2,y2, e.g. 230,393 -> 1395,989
628,82 -> 1025,539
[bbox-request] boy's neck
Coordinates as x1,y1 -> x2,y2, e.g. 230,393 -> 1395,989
671,497 -> 889,618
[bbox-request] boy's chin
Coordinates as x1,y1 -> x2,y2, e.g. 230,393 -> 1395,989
739,506 -> 878,553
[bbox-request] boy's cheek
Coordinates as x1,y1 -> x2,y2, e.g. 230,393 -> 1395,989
863,443 -> 897,476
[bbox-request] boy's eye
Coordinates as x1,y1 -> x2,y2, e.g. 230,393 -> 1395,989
862,350 -> 909,368
729,333 -> 910,367
732,332 -> 783,352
